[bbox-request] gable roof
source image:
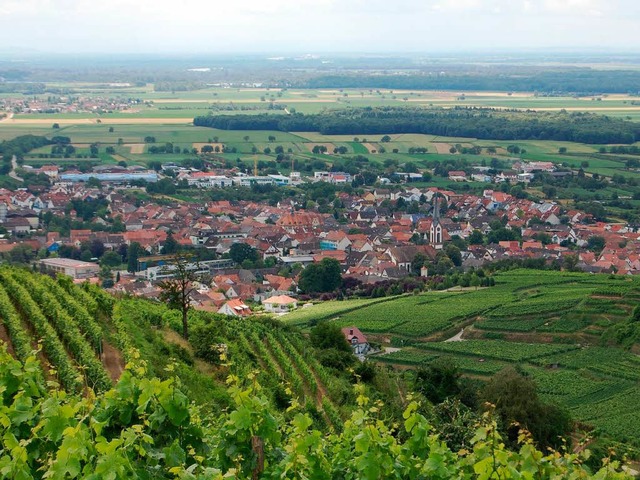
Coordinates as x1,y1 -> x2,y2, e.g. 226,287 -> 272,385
341,326 -> 368,345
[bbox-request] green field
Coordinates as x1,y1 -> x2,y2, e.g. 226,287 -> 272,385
4,84 -> 640,212
3,85 -> 640,185
10,122 -> 638,183
6,85 -> 640,117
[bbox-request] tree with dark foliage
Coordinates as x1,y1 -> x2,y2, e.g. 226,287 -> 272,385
158,253 -> 203,340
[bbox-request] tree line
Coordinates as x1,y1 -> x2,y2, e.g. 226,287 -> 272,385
194,107 -> 640,144
299,70 -> 640,94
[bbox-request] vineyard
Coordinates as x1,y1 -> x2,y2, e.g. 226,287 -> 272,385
371,341 -> 640,442
0,267 -> 115,393
282,296 -> 395,326
0,268 -> 364,435
413,340 -> 579,362
326,289 -> 509,336
3,266 -> 640,457
285,270 -> 640,340
112,297 -> 349,431
0,344 -> 630,479
287,269 -> 640,445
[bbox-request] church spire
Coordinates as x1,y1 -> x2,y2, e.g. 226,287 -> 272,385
430,192 -> 443,249
432,193 -> 440,225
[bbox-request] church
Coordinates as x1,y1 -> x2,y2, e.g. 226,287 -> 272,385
429,194 -> 444,250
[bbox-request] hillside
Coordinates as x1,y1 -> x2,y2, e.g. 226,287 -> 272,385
284,269 -> 640,445
0,266 -> 638,477
0,267 -> 359,427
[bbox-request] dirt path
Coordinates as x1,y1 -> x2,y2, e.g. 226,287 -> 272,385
311,367 -> 330,406
281,336 -> 337,427
0,323 -> 15,357
0,112 -> 14,123
378,347 -> 401,355
9,155 -> 24,182
262,338 -> 289,380
262,336 -> 335,423
161,328 -> 219,375
445,329 -> 465,342
101,341 -> 125,382
14,306 -> 56,383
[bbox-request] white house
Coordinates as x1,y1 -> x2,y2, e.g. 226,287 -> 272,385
448,171 -> 467,182
218,299 -> 252,317
341,326 -> 370,355
263,295 -> 298,313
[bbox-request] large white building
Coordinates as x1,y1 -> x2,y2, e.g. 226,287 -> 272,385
39,258 -> 100,279
183,172 -> 233,188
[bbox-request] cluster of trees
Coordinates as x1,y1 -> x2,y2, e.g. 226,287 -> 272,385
603,304 -> 640,348
338,276 -> 428,299
311,145 -> 328,154
298,258 -> 343,294
600,145 -> 640,156
0,81 -> 47,94
50,144 -> 77,156
309,322 -> 357,370
407,146 -> 428,154
532,171 -> 612,203
195,107 -> 640,144
148,142 -> 190,154
201,144 -> 234,154
227,242 -> 277,269
146,177 -> 176,195
0,134 -> 51,162
56,239 -> 110,262
414,361 -> 572,452
153,80 -> 208,91
40,210 -> 125,238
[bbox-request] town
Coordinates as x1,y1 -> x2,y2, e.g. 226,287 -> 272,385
0,155 -> 636,318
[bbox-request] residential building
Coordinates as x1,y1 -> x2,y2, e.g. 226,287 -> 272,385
218,299 -> 253,317
341,326 -> 370,355
263,295 -> 298,313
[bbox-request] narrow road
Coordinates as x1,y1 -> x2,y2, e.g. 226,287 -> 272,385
0,112 -> 14,123
445,328 -> 465,342
9,155 -> 24,182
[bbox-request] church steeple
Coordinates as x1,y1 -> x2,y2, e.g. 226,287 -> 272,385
433,193 -> 440,225
429,193 -> 443,249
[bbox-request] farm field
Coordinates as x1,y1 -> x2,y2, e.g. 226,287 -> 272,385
10,122 -> 639,181
287,269 -> 640,443
3,84 -> 640,186
291,270 -> 639,338
7,121 -> 640,190
6,85 -> 640,118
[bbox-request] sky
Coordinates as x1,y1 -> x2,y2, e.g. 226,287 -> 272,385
0,0 -> 639,54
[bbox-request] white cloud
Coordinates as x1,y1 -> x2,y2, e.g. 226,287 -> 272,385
0,0 -> 637,52
542,0 -> 604,13
432,0 -> 482,11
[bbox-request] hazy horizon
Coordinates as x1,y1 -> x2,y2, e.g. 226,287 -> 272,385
1,0 -> 639,55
